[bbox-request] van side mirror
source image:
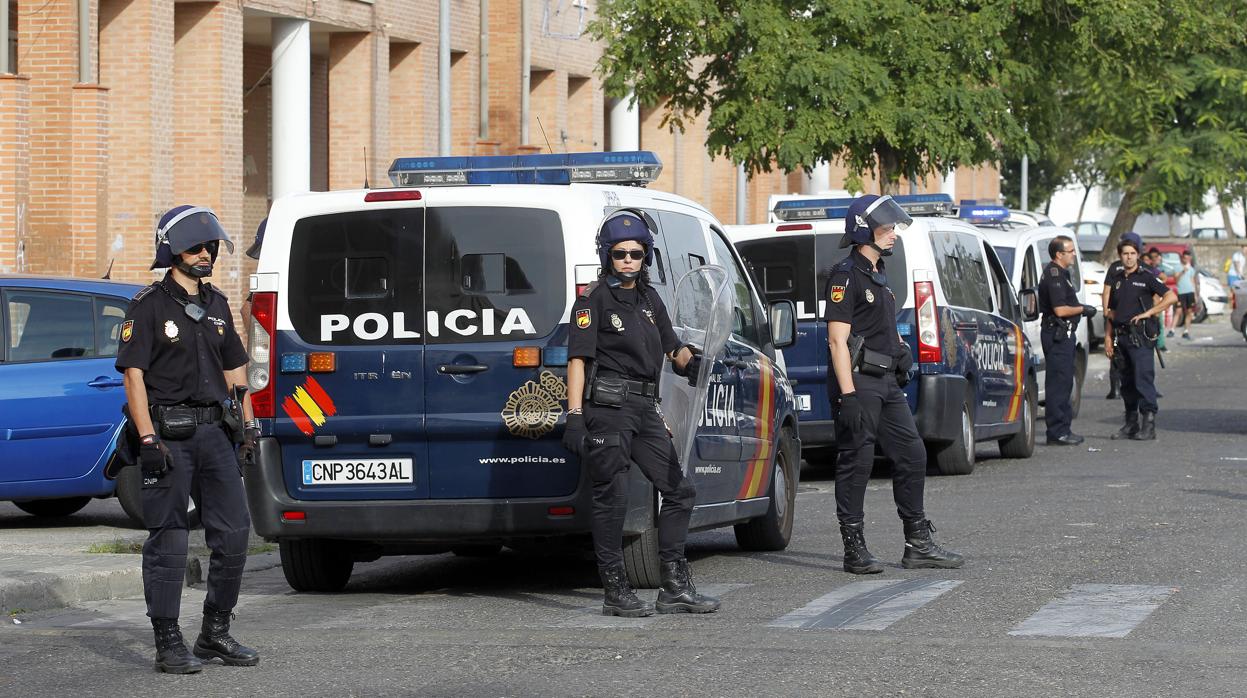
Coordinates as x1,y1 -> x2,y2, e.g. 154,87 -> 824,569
1019,288 -> 1039,321
769,300 -> 798,349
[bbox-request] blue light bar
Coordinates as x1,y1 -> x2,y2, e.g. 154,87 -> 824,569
958,201 -> 1010,224
772,193 -> 953,222
387,151 -> 663,187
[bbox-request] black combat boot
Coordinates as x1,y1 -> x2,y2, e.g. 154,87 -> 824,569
1105,370 -> 1119,400
599,564 -> 654,617
901,519 -> 965,569
656,559 -> 721,614
1131,412 -> 1156,441
152,618 -> 203,674
193,604 -> 260,666
1110,411 -> 1139,440
839,523 -> 884,574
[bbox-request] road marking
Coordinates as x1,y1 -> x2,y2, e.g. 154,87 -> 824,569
1010,584 -> 1176,638
770,578 -> 962,630
557,583 -> 748,628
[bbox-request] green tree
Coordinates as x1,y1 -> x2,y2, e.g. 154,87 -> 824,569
588,0 -> 1030,192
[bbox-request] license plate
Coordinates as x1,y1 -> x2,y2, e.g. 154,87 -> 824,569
796,394 -> 812,412
301,458 -> 414,486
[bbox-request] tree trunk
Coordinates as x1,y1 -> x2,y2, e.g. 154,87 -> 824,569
1100,181 -> 1142,265
876,144 -> 902,195
1219,198 -> 1235,237
1076,185 -> 1091,225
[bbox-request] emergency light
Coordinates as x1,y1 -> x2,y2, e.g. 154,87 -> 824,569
387,151 -> 662,187
958,201 -> 1010,225
771,193 -> 954,222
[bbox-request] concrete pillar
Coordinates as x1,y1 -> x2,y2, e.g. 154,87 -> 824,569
941,169 -> 958,198
802,161 -> 830,195
0,74 -> 30,273
608,94 -> 638,151
272,18 -> 310,199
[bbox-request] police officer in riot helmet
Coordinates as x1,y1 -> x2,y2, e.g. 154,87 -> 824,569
563,210 -> 720,617
825,195 -> 963,574
1104,237 -> 1177,440
116,206 -> 260,673
1038,235 -> 1098,445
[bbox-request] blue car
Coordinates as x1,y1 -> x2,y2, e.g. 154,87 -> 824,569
0,274 -> 145,521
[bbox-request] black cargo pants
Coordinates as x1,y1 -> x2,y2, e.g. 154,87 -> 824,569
1041,326 -> 1076,440
832,372 -> 926,526
142,422 -> 251,620
584,396 -> 696,570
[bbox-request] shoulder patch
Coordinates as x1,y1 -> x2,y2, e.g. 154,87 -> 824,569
830,285 -> 846,303
1049,266 -> 1059,277
578,280 -> 600,299
120,320 -> 134,343
575,308 -> 591,329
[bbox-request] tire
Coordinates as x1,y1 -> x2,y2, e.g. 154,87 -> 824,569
800,446 -> 838,470
735,425 -> 798,551
622,527 -> 662,589
1070,352 -> 1086,419
114,465 -> 201,529
930,392 -> 975,476
451,544 -> 503,557
14,496 -> 91,518
998,379 -> 1036,459
279,538 -> 354,592
1194,303 -> 1208,324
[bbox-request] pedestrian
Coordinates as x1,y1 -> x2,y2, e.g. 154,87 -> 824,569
563,209 -> 720,617
825,194 -> 963,574
116,205 -> 260,673
1173,250 -> 1199,339
1104,237 -> 1178,440
1038,235 -> 1098,445
1228,244 -> 1245,287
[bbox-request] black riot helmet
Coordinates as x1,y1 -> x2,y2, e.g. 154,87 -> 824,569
151,205 -> 234,278
840,195 -> 913,256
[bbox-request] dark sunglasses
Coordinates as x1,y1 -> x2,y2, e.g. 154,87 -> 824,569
611,249 -> 645,261
184,241 -> 219,256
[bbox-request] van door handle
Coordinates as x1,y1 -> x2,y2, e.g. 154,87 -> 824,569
87,376 -> 125,388
438,364 -> 489,375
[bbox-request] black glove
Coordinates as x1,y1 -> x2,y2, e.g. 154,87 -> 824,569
673,344 -> 703,387
237,427 -> 261,467
894,342 -> 914,387
139,436 -> 174,478
561,413 -> 587,457
835,393 -> 864,434
1081,304 -> 1098,318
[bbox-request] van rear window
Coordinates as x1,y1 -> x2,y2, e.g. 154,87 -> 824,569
815,232 -> 909,309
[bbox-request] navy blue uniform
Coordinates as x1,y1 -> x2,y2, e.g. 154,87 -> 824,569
115,274 -> 251,620
1037,261 -> 1080,440
824,250 -> 923,526
568,281 -> 693,570
1109,268 -> 1169,415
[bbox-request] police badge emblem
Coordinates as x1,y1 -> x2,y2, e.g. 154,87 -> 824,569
610,313 -> 624,331
830,285 -> 846,303
865,289 -> 875,303
164,320 -> 179,341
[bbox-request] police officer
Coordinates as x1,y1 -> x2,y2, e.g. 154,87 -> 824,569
116,206 -> 260,673
1037,235 -> 1097,445
1101,233 -> 1145,399
1104,237 -> 1178,440
826,195 -> 963,574
563,210 -> 720,617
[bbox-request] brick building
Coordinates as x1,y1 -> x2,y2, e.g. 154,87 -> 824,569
0,0 -> 1000,308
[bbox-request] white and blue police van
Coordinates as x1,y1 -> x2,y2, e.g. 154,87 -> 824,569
243,151 -> 801,591
726,193 -> 1039,476
969,205 -> 1091,418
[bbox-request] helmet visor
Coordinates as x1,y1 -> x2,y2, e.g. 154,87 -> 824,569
160,207 -> 234,255
862,196 -> 913,233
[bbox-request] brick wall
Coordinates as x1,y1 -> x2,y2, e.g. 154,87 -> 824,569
69,84 -> 108,277
0,74 -> 30,273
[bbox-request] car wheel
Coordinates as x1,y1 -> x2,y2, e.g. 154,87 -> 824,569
1194,303 -> 1208,324
998,379 -> 1036,459
931,391 -> 975,476
115,465 -> 201,529
735,425 -> 798,551
13,496 -> 91,518
451,544 -> 503,557
622,527 -> 662,590
280,539 -> 354,592
1070,352 -> 1086,419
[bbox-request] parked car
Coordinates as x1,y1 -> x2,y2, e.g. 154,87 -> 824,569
1081,259 -> 1107,348
1064,221 -> 1112,255
1195,270 -> 1229,322
0,274 -> 146,524
1231,280 -> 1246,342
1191,226 -> 1243,240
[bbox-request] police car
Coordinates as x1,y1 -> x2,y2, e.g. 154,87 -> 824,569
726,194 -> 1039,476
973,211 -> 1091,418
243,151 -> 802,591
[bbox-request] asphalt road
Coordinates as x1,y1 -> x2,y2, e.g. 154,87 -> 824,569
2,321 -> 1244,697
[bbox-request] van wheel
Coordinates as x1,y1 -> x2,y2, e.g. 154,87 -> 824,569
930,393 -> 975,476
14,497 -> 90,518
452,544 -> 503,557
280,539 -> 354,592
623,528 -> 662,589
735,426 -> 798,551
115,465 -> 200,529
1071,352 -> 1086,419
998,379 -> 1036,459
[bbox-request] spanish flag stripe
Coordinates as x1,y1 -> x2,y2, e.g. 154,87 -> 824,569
1006,327 -> 1025,421
304,376 -> 338,417
281,396 -> 314,436
738,357 -> 774,499
293,386 -> 328,427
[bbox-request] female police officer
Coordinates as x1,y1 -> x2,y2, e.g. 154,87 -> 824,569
826,195 -> 963,574
116,206 -> 259,673
562,210 -> 721,617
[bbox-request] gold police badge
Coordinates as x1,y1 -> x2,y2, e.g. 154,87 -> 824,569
501,370 -> 568,439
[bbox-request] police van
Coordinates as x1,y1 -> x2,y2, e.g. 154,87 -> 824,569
970,208 -> 1091,418
243,151 -> 801,591
726,194 -> 1039,476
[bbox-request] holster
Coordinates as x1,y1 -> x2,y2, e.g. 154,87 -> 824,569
221,386 -> 246,445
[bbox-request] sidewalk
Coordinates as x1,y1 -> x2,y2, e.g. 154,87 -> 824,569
0,498 -> 278,615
